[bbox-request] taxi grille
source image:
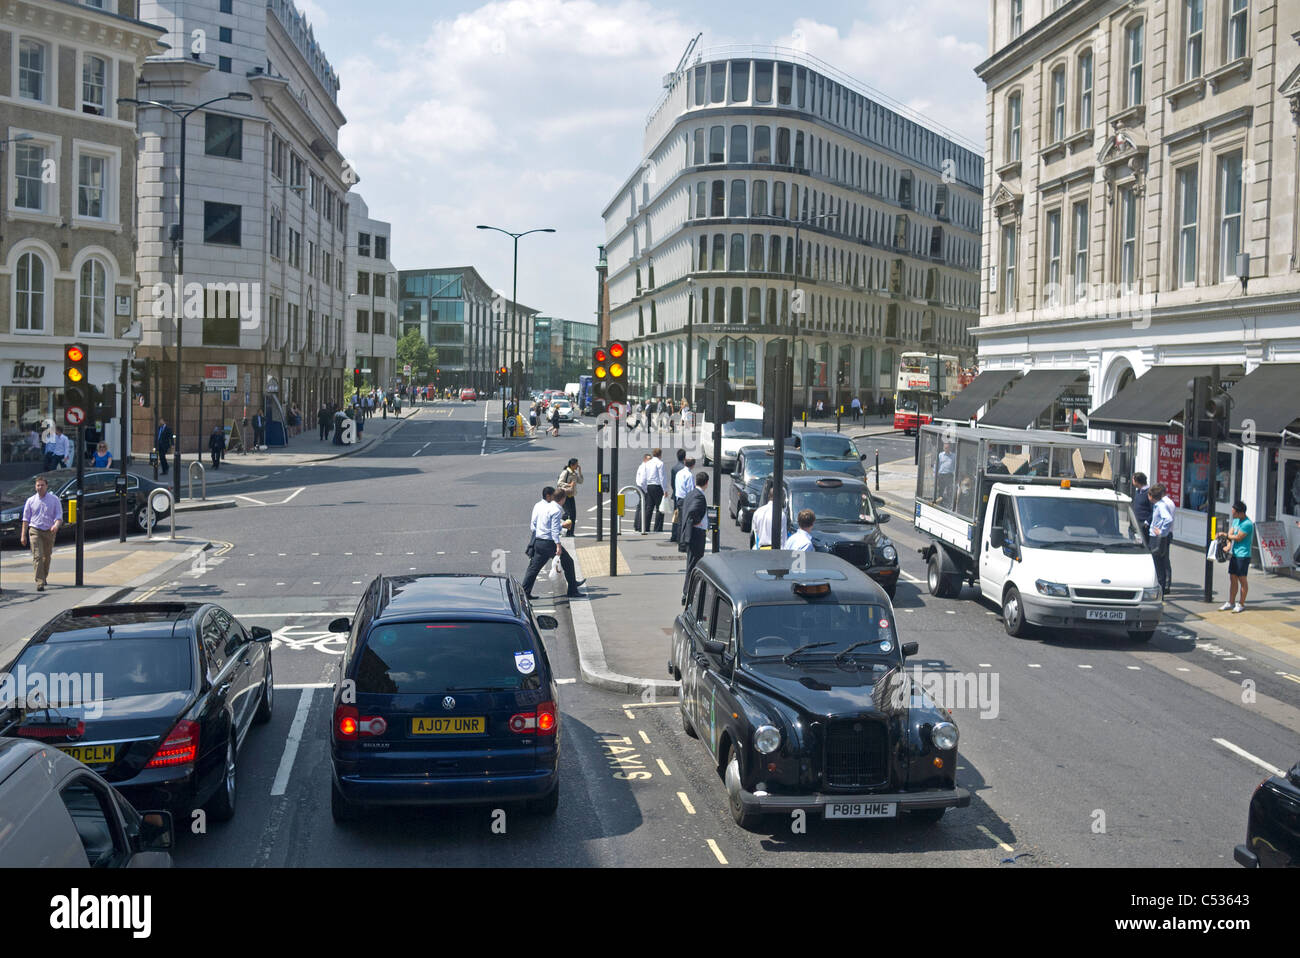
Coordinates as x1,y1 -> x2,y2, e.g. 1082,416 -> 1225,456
823,720 -> 887,788
831,541 -> 870,567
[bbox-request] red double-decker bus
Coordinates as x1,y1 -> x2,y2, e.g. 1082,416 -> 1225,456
893,352 -> 960,435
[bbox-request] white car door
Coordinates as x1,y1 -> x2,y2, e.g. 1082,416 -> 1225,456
979,493 -> 1017,602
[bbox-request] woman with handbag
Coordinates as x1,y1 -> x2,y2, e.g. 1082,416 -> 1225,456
557,458 -> 581,537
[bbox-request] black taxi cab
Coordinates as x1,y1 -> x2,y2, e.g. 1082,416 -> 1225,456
669,551 -> 969,830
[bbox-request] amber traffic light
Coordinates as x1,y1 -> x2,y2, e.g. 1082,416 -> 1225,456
606,340 -> 628,403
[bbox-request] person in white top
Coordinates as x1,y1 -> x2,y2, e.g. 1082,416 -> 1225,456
521,486 -> 583,598
642,447 -> 669,533
751,484 -> 789,550
674,459 -> 696,500
784,509 -> 816,551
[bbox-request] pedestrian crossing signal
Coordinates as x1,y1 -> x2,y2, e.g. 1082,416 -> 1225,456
64,343 -> 90,425
353,368 -> 362,388
593,347 -> 608,397
606,341 -> 627,404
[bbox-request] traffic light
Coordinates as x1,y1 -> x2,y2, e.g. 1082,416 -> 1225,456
435,368 -> 441,385
806,359 -> 817,388
655,361 -> 665,385
497,366 -> 508,387
593,346 -> 609,398
353,367 -> 363,388
836,366 -> 846,387
704,358 -> 735,425
1192,374 -> 1232,441
95,383 -> 116,423
63,343 -> 90,426
130,357 -> 151,407
606,341 -> 628,404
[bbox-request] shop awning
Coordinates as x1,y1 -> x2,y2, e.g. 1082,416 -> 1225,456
1087,365 -> 1210,433
978,369 -> 1088,429
934,369 -> 1022,423
1226,363 -> 1300,442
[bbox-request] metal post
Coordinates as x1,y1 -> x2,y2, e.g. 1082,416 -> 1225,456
174,112 -> 186,504
1203,367 -> 1221,604
711,345 -> 724,555
770,340 -> 788,552
75,424 -> 85,586
875,449 -> 880,492
610,406 -> 619,576
120,359 -> 129,543
596,422 -> 604,542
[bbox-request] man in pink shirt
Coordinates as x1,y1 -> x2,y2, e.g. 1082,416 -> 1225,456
21,475 -> 62,591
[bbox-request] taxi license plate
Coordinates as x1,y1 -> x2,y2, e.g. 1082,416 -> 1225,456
825,802 -> 896,819
411,717 -> 485,735
58,744 -> 115,765
1085,609 -> 1128,621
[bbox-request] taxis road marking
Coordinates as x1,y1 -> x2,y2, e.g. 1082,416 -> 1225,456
706,839 -> 728,865
677,792 -> 696,814
656,758 -> 672,776
1212,738 -> 1285,777
976,824 -> 1014,852
638,730 -> 651,745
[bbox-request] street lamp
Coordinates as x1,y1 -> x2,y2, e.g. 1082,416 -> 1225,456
476,224 -> 556,435
117,92 -> 253,501
685,276 -> 695,407
789,211 -> 840,417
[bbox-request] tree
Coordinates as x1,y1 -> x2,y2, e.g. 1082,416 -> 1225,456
395,328 -> 435,379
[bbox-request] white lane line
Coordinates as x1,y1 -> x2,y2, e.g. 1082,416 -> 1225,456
899,571 -> 924,584
656,758 -> 672,776
1078,664 -> 1093,669
282,487 -> 305,504
706,838 -> 728,865
1127,665 -> 1141,670
1028,663 -> 1041,668
1212,738 -> 1285,777
638,730 -> 651,745
623,708 -> 635,720
555,678 -> 577,684
677,792 -> 696,814
977,824 -> 1014,852
978,663 -> 992,668
274,681 -> 333,689
270,687 -> 315,797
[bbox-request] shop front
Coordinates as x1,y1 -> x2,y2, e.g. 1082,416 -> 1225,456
977,368 -> 1090,433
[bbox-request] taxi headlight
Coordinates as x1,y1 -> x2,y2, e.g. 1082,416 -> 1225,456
0,509 -> 19,523
1142,587 -> 1161,601
747,492 -> 758,505
931,722 -> 958,751
1035,579 -> 1069,597
881,544 -> 898,562
754,725 -> 781,754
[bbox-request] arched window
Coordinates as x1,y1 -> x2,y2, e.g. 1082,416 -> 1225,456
711,180 -> 725,216
747,287 -> 761,324
78,257 -> 108,335
730,179 -> 747,217
713,286 -> 725,322
729,233 -> 745,271
765,289 -> 777,325
709,126 -> 725,163
729,288 -> 743,324
752,180 -> 768,217
692,128 -> 704,165
749,234 -> 764,271
772,181 -> 786,218
794,131 -> 805,167
711,234 -> 725,270
730,125 -> 748,163
697,236 -> 708,270
776,128 -> 791,165
700,288 -> 710,323
768,235 -> 782,272
753,127 -> 771,163
14,250 -> 47,331
695,182 -> 707,217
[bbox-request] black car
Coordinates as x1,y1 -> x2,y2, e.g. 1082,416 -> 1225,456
791,430 -> 869,479
669,551 -> 969,830
1234,760 -> 1300,867
728,445 -> 806,533
328,573 -> 561,823
774,471 -> 899,598
0,602 -> 272,821
1,469 -> 172,542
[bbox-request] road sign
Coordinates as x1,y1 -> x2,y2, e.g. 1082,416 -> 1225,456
221,388 -> 232,402
204,364 -> 238,390
404,364 -> 412,376
608,402 -> 624,419
66,406 -> 85,425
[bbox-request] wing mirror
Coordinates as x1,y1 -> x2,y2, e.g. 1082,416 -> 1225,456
327,617 -> 351,633
701,638 -> 726,657
536,614 -> 559,630
877,513 -> 890,523
902,641 -> 919,657
860,452 -> 868,460
250,626 -> 272,643
139,810 -> 174,851
988,528 -> 1005,549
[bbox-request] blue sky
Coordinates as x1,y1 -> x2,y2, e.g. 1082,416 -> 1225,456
296,0 -> 989,328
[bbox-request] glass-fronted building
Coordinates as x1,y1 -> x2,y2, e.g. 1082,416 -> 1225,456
533,318 -> 599,388
602,45 -> 983,412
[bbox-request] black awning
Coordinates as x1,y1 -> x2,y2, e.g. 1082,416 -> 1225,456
1087,365 -> 1209,433
934,369 -> 1022,422
978,369 -> 1088,429
1226,363 -> 1300,442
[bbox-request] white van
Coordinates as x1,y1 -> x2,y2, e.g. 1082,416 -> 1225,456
700,402 -> 772,471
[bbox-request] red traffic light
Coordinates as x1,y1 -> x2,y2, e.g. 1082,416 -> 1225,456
594,348 -> 608,364
609,342 -> 625,359
66,345 -> 85,363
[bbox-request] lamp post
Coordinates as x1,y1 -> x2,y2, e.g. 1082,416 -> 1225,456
117,92 -> 253,501
685,277 -> 695,408
789,211 -> 840,417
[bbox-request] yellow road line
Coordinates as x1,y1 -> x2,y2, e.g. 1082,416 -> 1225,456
977,824 -> 1014,852
706,839 -> 728,865
638,730 -> 651,744
676,792 -> 696,814
656,758 -> 672,776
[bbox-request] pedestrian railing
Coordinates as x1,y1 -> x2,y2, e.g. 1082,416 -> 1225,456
618,484 -> 647,536
146,488 -> 176,540
187,461 -> 206,501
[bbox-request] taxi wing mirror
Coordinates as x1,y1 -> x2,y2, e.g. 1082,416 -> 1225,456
902,641 -> 919,657
536,614 -> 559,630
250,626 -> 272,643
139,811 -> 174,851
877,513 -> 890,523
327,617 -> 351,633
701,638 -> 727,657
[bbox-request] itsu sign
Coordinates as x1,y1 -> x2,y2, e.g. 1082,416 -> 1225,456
204,364 -> 237,391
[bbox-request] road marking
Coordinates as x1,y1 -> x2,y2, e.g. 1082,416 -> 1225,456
1177,667 -> 1190,672
1127,665 -> 1141,670
899,571 -> 923,584
978,663 -> 992,668
706,839 -> 728,864
282,487 -> 304,504
620,701 -> 675,708
977,824 -> 1014,852
656,758 -> 672,776
275,681 -> 333,689
1280,672 -> 1300,685
270,687 -> 315,797
677,792 -> 696,814
638,730 -> 651,744
1078,664 -> 1093,669
1028,663 -> 1041,668
312,581 -> 321,585
623,709 -> 635,719
555,678 -> 577,684
944,609 -> 956,615
1212,738 -> 1285,777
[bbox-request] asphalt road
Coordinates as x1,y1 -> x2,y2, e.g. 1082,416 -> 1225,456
109,400 -> 1297,867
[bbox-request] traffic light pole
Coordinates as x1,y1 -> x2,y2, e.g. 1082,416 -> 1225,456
595,422 -> 604,543
770,340 -> 789,552
711,345 -> 724,555
75,424 -> 85,587
120,359 -> 129,543
609,405 -> 619,577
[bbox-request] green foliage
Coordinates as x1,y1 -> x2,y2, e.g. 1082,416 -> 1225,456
396,329 -> 436,377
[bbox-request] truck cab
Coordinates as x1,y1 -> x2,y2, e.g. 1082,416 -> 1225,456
915,425 -> 1162,642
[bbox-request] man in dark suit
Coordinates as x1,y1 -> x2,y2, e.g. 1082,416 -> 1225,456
679,471 -> 710,602
252,411 -> 266,448
1131,471 -> 1152,545
156,418 -> 173,474
667,449 -> 687,543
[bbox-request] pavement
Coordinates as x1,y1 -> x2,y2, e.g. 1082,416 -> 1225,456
0,535 -> 213,666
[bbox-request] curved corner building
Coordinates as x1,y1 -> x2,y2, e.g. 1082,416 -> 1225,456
601,46 -> 985,411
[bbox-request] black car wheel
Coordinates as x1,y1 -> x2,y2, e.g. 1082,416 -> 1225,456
927,552 -> 957,598
331,778 -> 361,823
133,503 -> 151,532
1128,629 -> 1156,643
907,807 -> 946,824
206,737 -> 237,822
254,658 -> 273,724
680,699 -> 698,739
739,510 -> 753,534
724,743 -> 762,831
1002,586 -> 1030,638
528,783 -> 559,816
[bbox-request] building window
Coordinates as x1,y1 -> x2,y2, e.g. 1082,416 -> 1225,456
220,0 -> 232,11
270,134 -> 285,179
729,234 -> 745,271
1184,0 -> 1204,80
754,62 -> 773,103
200,202 -> 239,246
13,142 -> 47,212
308,172 -> 318,208
14,251 -> 47,331
1011,0 -> 1023,38
77,153 -> 108,219
205,114 -> 243,159
375,236 -> 388,260
356,309 -> 369,334
692,129 -> 704,165
693,65 -> 706,107
202,287 -> 240,346
269,209 -> 282,258
708,126 -> 725,164
1045,209 -> 1062,305
728,125 -> 748,163
1072,201 -> 1089,301
288,228 -> 300,267
730,179 -> 747,217
1050,66 -> 1066,142
82,55 -> 108,115
776,128 -> 790,165
1218,152 -> 1243,281
1001,224 -> 1017,312
358,232 -> 371,257
1176,165 -> 1199,287
18,39 -> 47,101
307,241 -> 316,276
1007,92 -> 1021,162
752,180 -> 768,217
1125,20 -> 1144,109
357,271 -> 370,295
730,60 -> 749,101
711,234 -> 725,270
753,127 -> 771,164
1077,52 -> 1093,131
777,63 -> 793,105
219,26 -> 233,43
749,234 -> 764,271
1227,0 -> 1248,60
218,56 -> 232,74
290,153 -> 304,188
1120,186 -> 1139,290
711,180 -> 725,217
78,258 -> 108,336
710,62 -> 726,103
374,312 -> 385,336
374,274 -> 387,298
772,181 -> 786,218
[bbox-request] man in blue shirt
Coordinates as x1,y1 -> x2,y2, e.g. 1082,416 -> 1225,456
1222,500 -> 1254,613
1147,483 -> 1175,593
1131,471 -> 1153,545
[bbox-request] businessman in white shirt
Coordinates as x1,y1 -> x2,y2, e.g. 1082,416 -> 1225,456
521,486 -> 583,598
633,454 -> 652,532
784,509 -> 816,551
643,447 -> 668,533
750,481 -> 788,550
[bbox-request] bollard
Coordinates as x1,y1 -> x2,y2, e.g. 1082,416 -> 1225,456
187,461 -> 206,501
875,449 -> 880,492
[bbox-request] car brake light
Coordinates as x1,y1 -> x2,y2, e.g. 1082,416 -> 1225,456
511,702 -> 558,735
147,719 -> 199,767
335,704 -> 359,741
16,719 -> 85,739
537,701 -> 557,735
